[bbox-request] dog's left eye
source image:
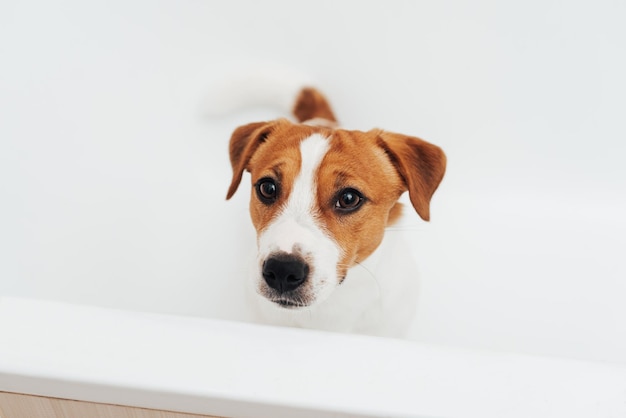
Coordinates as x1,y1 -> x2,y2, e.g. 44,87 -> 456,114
334,188 -> 364,212
256,178 -> 278,203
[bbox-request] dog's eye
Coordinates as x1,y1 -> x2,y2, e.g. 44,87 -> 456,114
334,188 -> 364,212
256,178 -> 278,203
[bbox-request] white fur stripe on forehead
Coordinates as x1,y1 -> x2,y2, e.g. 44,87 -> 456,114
257,133 -> 332,255
289,133 -> 330,214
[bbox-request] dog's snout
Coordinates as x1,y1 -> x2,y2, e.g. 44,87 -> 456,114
262,254 -> 309,293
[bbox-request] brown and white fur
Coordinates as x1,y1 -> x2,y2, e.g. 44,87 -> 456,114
225,86 -> 446,336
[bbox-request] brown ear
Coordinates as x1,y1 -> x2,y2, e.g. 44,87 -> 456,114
226,121 -> 274,200
378,131 -> 446,221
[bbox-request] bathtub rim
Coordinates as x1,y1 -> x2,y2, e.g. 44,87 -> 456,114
1,296 -> 625,418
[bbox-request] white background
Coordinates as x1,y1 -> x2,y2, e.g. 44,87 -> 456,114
1,0 -> 625,364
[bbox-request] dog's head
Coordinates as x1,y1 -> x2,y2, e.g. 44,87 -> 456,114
226,101 -> 445,309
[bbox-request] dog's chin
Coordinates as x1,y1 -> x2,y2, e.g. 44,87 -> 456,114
254,276 -> 340,311
261,289 -> 335,311
271,298 -> 309,310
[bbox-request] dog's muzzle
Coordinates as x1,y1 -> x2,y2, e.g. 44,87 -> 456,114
262,252 -> 309,294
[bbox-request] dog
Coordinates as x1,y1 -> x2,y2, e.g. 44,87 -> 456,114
225,86 -> 446,336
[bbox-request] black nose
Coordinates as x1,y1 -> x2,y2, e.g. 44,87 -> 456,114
262,254 -> 309,293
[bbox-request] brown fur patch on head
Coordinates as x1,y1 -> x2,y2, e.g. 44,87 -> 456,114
314,129 -> 406,276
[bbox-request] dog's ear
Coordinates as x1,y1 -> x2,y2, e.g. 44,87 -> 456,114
377,131 -> 446,221
226,121 -> 274,200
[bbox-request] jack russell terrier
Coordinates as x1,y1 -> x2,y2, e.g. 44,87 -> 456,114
225,86 -> 446,337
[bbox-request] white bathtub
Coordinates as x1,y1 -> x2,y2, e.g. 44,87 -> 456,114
1,0 -> 626,417
2,296 -> 626,418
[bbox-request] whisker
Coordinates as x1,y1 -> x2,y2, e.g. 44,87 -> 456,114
302,294 -> 314,319
337,261 -> 383,301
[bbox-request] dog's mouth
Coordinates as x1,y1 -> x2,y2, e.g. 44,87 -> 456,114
271,298 -> 308,309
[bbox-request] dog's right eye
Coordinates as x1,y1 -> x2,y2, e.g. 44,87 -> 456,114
334,188 -> 365,213
256,178 -> 278,203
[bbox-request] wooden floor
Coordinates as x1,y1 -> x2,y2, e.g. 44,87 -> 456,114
0,392 -> 222,418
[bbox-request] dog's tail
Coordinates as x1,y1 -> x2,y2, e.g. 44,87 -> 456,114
292,87 -> 338,126
202,65 -> 337,124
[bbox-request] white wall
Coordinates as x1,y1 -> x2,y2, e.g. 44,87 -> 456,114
1,0 -> 625,363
